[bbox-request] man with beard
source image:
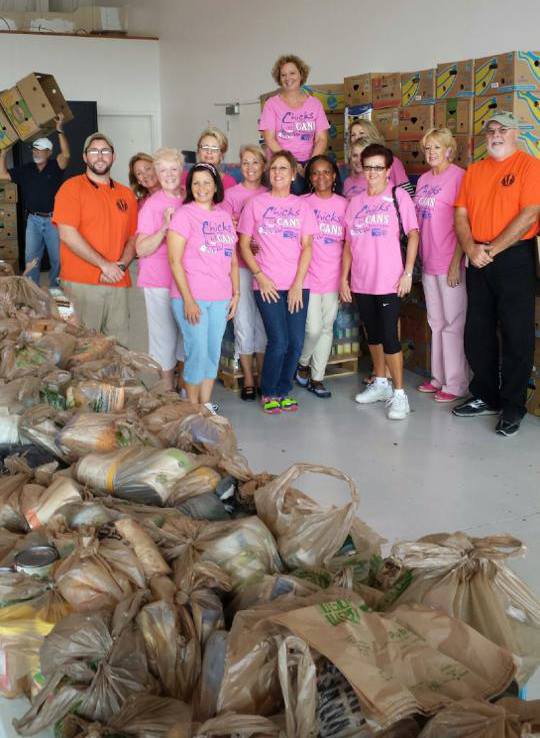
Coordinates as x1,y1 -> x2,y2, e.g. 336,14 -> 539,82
53,132 -> 137,345
453,112 -> 540,436
0,114 -> 70,287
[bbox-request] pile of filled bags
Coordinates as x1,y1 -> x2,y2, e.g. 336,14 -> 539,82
1,275 -> 540,738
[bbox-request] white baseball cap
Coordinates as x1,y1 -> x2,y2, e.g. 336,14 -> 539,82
32,138 -> 53,151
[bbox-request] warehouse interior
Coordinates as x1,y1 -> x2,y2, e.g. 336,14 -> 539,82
0,1 -> 540,736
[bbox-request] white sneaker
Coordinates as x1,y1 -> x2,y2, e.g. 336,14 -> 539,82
386,392 -> 410,420
355,382 -> 393,404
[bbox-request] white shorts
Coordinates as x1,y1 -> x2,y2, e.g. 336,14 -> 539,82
143,287 -> 184,370
234,268 -> 267,356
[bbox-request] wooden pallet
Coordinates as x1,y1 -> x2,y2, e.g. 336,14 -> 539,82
218,367 -> 258,392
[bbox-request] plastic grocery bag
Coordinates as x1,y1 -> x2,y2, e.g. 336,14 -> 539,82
76,446 -> 196,506
0,376 -> 41,413
19,404 -> 73,462
175,413 -> 238,456
226,574 -> 321,618
271,602 -> 516,729
115,518 -> 171,579
0,466 -> 33,531
316,658 -> 373,738
277,636 -> 317,738
0,333 -> 76,380
66,380 -> 125,413
0,276 -> 60,319
67,334 -> 116,366
169,466 -> 222,505
54,533 -> 145,611
417,698 -> 519,738
192,714 -> 284,736
254,463 -> 383,569
195,629 -> 228,721
59,413 -> 160,458
13,592 -> 154,735
389,532 -> 540,684
22,476 -> 82,529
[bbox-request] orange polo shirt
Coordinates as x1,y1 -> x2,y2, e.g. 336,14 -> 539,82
53,174 -> 137,286
455,150 -> 540,243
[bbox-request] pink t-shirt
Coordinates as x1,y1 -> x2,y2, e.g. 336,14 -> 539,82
414,164 -> 466,276
237,192 -> 318,291
168,201 -> 237,301
389,157 -> 409,188
136,190 -> 183,288
222,183 -> 267,269
180,170 -> 237,191
304,193 -> 346,294
259,94 -> 329,162
345,185 -> 419,295
343,174 -> 367,200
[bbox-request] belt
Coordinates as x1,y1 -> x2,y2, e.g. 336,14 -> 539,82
28,211 -> 53,217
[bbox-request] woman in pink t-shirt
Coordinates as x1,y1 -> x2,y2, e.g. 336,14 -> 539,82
181,127 -> 236,197
168,163 -> 239,408
259,54 -> 329,194
136,148 -> 184,390
348,119 -> 412,194
415,127 -> 469,402
343,140 -> 369,200
238,150 -> 317,414
222,144 -> 268,401
129,152 -> 160,206
341,143 -> 419,421
295,155 -> 346,398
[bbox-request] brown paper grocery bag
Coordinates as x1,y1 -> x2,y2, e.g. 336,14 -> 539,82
416,698 -> 513,738
271,601 -> 515,729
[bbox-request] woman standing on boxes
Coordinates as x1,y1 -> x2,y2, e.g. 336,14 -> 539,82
222,144 -> 268,401
181,127 -> 237,194
348,120 -> 412,194
341,143 -> 419,421
238,150 -> 317,414
136,148 -> 185,391
414,127 -> 469,403
295,155 -> 346,398
168,163 -> 239,410
259,54 -> 329,194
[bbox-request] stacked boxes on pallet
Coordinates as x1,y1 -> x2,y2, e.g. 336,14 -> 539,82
0,182 -> 19,274
400,285 -> 431,377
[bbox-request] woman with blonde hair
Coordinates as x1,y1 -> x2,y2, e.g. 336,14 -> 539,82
129,152 -> 160,203
136,147 -> 185,390
181,126 -> 236,193
415,127 -> 468,402
222,144 -> 268,400
348,119 -> 411,192
343,139 -> 370,199
259,53 -> 329,193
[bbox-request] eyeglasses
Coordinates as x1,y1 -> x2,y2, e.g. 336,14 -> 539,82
485,127 -> 510,136
362,165 -> 386,172
86,147 -> 113,156
199,145 -> 221,152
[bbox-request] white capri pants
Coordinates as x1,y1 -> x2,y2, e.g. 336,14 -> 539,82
143,286 -> 184,371
234,267 -> 267,356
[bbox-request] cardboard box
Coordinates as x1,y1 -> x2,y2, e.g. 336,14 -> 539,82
302,84 -> 345,112
399,140 -> 429,175
473,90 -> 540,135
0,203 -> 17,229
327,112 -> 345,141
435,99 -> 474,134
399,105 -> 434,141
401,69 -> 436,106
0,241 -> 19,261
0,87 -> 40,141
259,89 -> 279,110
436,59 -> 475,99
371,107 -> 400,141
0,183 -> 17,203
475,51 -> 540,96
344,73 -> 380,106
16,73 -> 73,130
372,73 -> 401,109
326,135 -> 345,162
454,135 -> 474,169
0,108 -> 18,151
74,5 -> 128,33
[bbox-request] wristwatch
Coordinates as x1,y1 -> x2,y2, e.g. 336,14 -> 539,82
118,263 -> 127,272
403,271 -> 413,278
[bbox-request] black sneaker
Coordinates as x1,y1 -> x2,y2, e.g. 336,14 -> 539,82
452,398 -> 499,417
308,379 -> 332,398
295,364 -> 311,388
496,417 -> 521,437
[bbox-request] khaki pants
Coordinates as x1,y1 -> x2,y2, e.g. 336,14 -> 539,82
299,291 -> 339,381
61,281 -> 130,347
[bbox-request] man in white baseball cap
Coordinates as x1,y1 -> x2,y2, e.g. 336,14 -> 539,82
0,114 -> 70,287
453,110 -> 540,436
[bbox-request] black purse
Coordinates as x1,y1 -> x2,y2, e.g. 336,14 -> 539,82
391,185 -> 421,283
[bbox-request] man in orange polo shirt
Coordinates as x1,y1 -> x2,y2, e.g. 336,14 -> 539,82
53,132 -> 137,346
453,112 -> 540,436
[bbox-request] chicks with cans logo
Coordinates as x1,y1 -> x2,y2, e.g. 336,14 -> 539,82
345,181 -> 367,198
415,183 -> 443,221
258,205 -> 300,239
350,201 -> 392,237
279,111 -> 316,142
314,208 -> 344,244
200,219 -> 235,255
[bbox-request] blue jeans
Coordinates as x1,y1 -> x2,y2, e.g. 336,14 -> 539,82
254,289 -> 309,397
171,298 -> 229,385
25,214 -> 60,287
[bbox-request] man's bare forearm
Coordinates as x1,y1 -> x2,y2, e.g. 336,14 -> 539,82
120,236 -> 136,267
454,208 -> 475,254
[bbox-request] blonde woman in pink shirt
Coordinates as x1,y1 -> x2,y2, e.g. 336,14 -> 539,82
222,144 -> 268,401
136,148 -> 184,390
348,119 -> 412,194
259,54 -> 329,194
181,127 -> 236,195
343,140 -> 369,200
415,127 -> 469,403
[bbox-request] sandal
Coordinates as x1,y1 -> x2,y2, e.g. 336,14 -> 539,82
280,397 -> 299,412
241,385 -> 256,401
262,396 -> 281,414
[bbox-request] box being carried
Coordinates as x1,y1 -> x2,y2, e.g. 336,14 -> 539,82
344,73 -> 380,106
475,51 -> 540,96
399,105 -> 434,141
17,73 -> 73,130
0,87 -> 40,141
372,73 -> 401,109
435,99 -> 474,135
401,69 -> 436,106
473,90 -> 540,135
436,59 -> 475,99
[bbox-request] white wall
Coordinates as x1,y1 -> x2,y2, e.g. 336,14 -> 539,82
0,33 -> 160,180
158,0 -> 540,159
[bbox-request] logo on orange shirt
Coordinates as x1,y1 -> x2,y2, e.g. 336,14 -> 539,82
116,198 -> 128,212
501,174 -> 516,187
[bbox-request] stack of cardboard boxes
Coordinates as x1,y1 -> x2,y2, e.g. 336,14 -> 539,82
0,182 -> 18,274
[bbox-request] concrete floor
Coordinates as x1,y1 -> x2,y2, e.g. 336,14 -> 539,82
1,277 -> 539,737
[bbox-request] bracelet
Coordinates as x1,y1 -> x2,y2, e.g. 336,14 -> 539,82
403,271 -> 412,278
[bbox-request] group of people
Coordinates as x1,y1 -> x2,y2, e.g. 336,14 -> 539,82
2,53 -> 539,435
